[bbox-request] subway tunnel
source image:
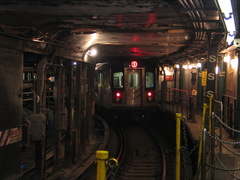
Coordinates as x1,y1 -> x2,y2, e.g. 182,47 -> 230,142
0,0 -> 240,179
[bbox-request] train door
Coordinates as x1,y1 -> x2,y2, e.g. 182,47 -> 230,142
124,68 -> 143,106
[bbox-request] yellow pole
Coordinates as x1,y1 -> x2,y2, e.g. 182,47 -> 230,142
96,150 -> 109,180
208,96 -> 213,134
197,103 -> 207,168
176,113 -> 181,180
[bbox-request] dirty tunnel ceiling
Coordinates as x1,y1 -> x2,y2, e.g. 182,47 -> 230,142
0,0 -> 226,64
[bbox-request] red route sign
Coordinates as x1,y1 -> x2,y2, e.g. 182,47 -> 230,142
131,61 -> 138,68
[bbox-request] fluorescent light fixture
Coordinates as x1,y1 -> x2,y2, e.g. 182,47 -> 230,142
217,0 -> 233,19
216,0 -> 236,45
225,17 -> 236,35
215,66 -> 219,74
226,34 -> 235,45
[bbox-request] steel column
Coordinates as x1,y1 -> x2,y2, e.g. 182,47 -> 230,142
80,63 -> 87,146
35,58 -> 47,179
0,48 -> 23,179
217,57 -> 226,101
65,61 -> 75,165
197,64 -> 203,114
236,47 -> 240,141
75,62 -> 82,159
53,62 -> 64,172
206,42 -> 217,100
86,64 -> 94,142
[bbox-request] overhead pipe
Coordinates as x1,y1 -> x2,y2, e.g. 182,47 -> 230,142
178,0 -> 207,53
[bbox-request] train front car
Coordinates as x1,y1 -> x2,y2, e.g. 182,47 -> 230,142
96,60 -> 157,121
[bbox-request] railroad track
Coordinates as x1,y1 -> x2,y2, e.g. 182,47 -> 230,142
21,115 -> 173,180
109,122 -> 169,180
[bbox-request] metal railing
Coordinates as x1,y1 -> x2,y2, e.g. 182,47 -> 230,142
195,96 -> 240,180
222,94 -> 237,139
161,87 -> 189,117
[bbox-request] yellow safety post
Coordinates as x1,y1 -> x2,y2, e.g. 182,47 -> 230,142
197,103 -> 207,169
176,113 -> 181,180
208,96 -> 213,134
96,150 -> 109,180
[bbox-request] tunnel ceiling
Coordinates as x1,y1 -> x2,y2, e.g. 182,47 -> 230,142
0,0 -> 225,64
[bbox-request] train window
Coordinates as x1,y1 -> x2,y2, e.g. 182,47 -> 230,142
113,72 -> 123,88
146,72 -> 154,88
129,73 -> 139,88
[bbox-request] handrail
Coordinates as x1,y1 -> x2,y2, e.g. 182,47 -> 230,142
168,87 -> 189,95
222,94 -> 237,139
161,87 -> 189,117
222,94 -> 237,100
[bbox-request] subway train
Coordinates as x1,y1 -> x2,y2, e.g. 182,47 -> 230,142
95,59 -> 158,121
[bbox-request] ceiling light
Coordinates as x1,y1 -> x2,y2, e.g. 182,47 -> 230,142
215,0 -> 236,45
86,48 -> 97,57
223,55 -> 230,62
215,66 -> 219,74
197,63 -> 202,68
174,64 -> 180,69
217,0 -> 233,19
90,49 -> 97,56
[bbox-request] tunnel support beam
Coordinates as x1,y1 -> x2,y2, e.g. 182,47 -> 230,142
65,61 -> 75,165
197,64 -> 203,114
86,64 -> 95,143
53,60 -> 65,172
206,41 -> 217,100
35,58 -> 48,179
236,47 -> 240,142
0,48 -> 23,179
75,62 -> 83,159
217,57 -> 226,101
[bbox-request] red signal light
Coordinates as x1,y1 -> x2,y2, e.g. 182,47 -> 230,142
146,91 -> 154,102
113,91 -> 123,103
147,91 -> 152,97
116,92 -> 122,98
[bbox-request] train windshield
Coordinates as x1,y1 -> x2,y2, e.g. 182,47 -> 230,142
113,72 -> 123,88
146,72 -> 154,88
